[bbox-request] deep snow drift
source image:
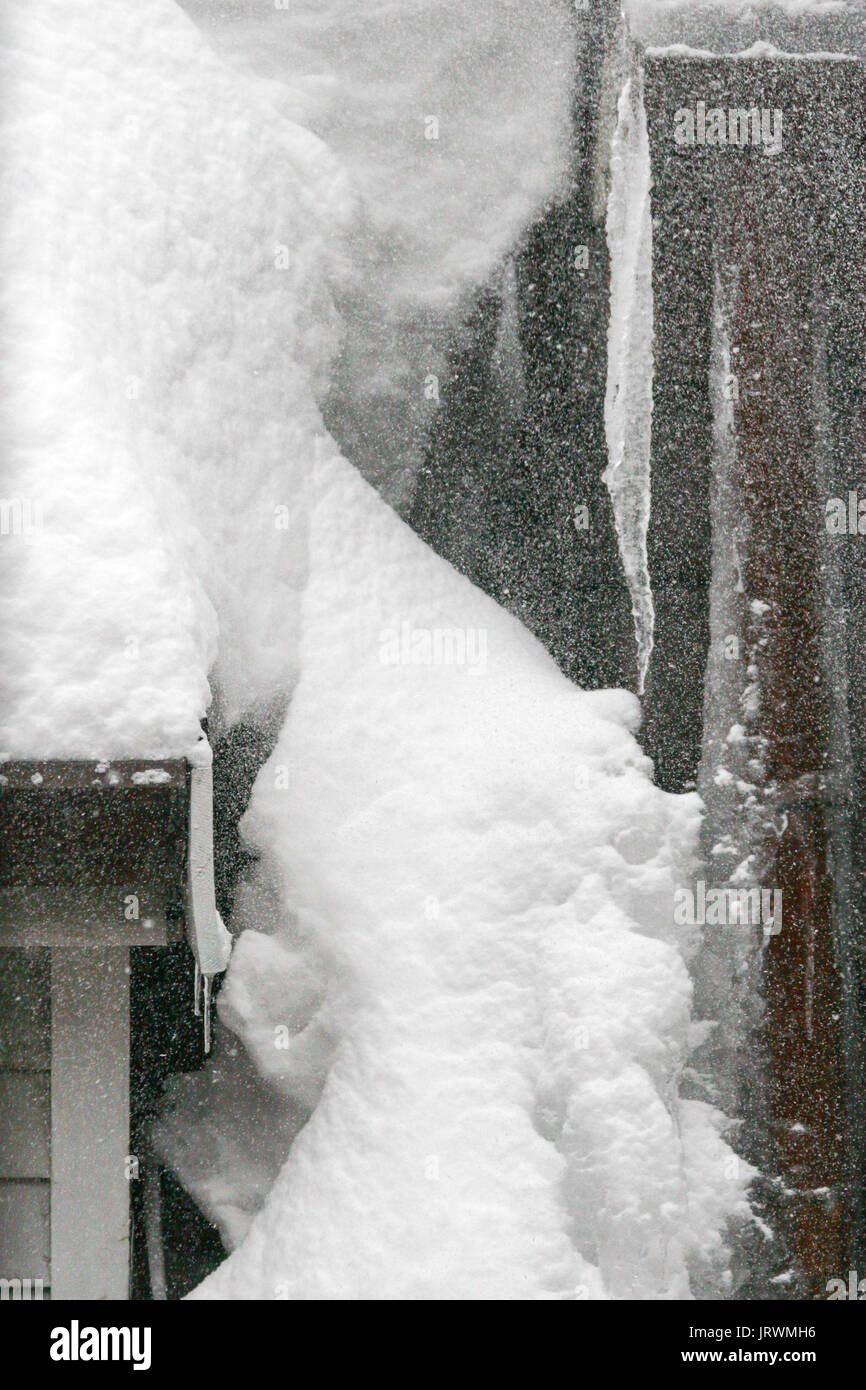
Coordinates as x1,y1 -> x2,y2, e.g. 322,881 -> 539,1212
4,0 -> 753,1298
160,450 -> 752,1299
177,0 -> 576,310
176,0 -> 578,506
0,0 -> 577,755
0,0 -> 353,756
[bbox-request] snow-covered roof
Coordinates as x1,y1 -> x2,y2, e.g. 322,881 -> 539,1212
0,0 -> 353,761
627,0 -> 866,56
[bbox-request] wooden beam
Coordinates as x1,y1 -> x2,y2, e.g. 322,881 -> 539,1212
0,888 -> 179,948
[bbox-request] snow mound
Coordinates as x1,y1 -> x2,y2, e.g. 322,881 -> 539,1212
176,0 -> 577,505
159,453 -> 752,1301
178,0 -> 576,310
0,0 -> 353,757
3,0 -> 753,1299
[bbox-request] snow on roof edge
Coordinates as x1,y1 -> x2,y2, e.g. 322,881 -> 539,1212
627,0 -> 866,56
644,40 -> 862,56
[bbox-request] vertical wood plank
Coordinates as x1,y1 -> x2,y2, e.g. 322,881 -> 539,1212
0,949 -> 50,1070
643,52 -> 866,1293
50,947 -> 130,1300
0,1187 -> 50,1282
717,125 -> 847,1298
0,1075 -> 50,1178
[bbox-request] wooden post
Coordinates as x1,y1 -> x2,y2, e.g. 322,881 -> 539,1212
50,948 -> 130,1300
644,53 -> 866,1293
719,143 -> 846,1294
0,951 -> 50,1295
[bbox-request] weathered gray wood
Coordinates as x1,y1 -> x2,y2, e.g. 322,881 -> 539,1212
50,948 -> 130,1300
0,1185 -> 50,1283
0,888 -> 179,947
0,950 -> 50,1069
0,760 -> 186,791
0,1076 -> 50,1179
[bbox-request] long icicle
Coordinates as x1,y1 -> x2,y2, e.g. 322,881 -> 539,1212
603,67 -> 655,693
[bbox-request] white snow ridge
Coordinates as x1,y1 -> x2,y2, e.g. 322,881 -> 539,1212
3,0 -> 754,1300
165,456 -> 752,1300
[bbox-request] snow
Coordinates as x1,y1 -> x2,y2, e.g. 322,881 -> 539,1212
631,0 -> 854,11
4,0 -> 754,1299
627,0 -> 866,55
158,452 -> 753,1300
177,0 -> 576,311
603,73 -> 655,695
0,0 -> 578,755
0,0 -> 354,759
646,40 -> 861,55
175,0 -> 576,506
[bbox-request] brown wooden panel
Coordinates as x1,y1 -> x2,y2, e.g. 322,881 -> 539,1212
644,52 -> 866,1293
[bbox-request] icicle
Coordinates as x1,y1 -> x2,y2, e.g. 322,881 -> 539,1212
603,69 -> 654,693
202,973 -> 213,1055
193,959 -> 213,1052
